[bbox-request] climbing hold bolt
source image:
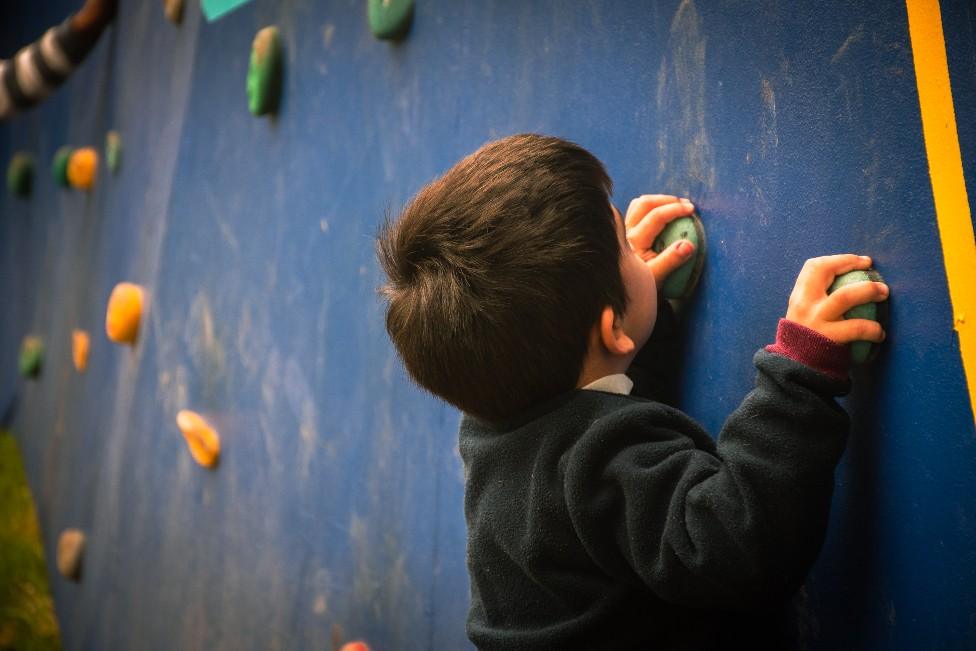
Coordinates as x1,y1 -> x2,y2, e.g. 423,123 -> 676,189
827,268 -> 889,364
52,146 -> 74,187
7,152 -> 34,198
57,528 -> 86,581
105,282 -> 145,344
72,329 -> 91,372
247,26 -> 283,116
367,0 -> 414,40
176,410 -> 221,468
19,336 -> 44,378
651,212 -> 706,300
67,147 -> 98,191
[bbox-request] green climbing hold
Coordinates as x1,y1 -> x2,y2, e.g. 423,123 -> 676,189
246,26 -> 283,116
828,268 -> 888,364
18,336 -> 44,379
651,213 -> 706,300
105,131 -> 122,174
6,152 -> 34,198
51,146 -> 74,187
368,0 -> 414,40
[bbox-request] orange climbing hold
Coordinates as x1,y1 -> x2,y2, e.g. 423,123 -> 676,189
339,643 -> 371,651
72,329 -> 90,372
67,147 -> 98,190
105,282 -> 145,344
176,410 -> 221,468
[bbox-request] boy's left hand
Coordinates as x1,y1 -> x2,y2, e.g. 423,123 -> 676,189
625,195 -> 697,287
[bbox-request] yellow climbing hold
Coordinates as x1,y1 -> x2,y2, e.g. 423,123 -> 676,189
67,147 -> 98,190
176,410 -> 220,468
72,329 -> 90,372
105,282 -> 144,344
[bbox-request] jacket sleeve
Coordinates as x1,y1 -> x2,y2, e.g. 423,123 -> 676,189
564,349 -> 852,610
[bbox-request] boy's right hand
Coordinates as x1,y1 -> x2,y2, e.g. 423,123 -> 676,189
625,195 -> 697,287
785,255 -> 889,344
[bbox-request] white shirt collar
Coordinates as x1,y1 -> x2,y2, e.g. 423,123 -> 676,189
581,373 -> 633,396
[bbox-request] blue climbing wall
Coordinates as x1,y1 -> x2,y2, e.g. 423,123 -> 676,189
1,1 -> 974,649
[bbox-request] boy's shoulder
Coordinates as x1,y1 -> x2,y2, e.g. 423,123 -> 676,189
459,388 -> 716,463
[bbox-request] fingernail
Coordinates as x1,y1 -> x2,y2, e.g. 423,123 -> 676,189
879,283 -> 889,296
678,240 -> 694,255
681,198 -> 694,206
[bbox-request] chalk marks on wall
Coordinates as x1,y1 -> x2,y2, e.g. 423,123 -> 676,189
655,0 -> 716,197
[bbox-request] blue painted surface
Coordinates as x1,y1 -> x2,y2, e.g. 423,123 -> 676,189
1,1 -> 974,649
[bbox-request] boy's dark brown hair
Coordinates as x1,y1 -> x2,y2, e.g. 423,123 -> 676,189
377,134 -> 628,422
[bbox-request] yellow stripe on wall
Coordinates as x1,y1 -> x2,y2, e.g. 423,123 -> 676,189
906,0 -> 976,424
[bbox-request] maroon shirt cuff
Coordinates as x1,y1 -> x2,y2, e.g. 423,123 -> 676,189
765,319 -> 851,380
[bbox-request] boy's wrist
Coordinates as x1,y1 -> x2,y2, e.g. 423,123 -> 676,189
765,319 -> 851,380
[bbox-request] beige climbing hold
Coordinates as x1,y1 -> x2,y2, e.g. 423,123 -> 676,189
67,147 -> 98,191
163,0 -> 184,24
72,329 -> 91,372
57,528 -> 86,581
105,282 -> 144,344
177,410 -> 220,467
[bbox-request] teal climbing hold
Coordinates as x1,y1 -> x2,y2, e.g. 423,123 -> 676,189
52,146 -> 74,187
651,213 -> 706,300
828,268 -> 888,364
18,336 -> 44,378
105,131 -> 122,174
246,26 -> 283,116
6,152 -> 34,198
368,0 -> 414,40
202,0 -> 254,22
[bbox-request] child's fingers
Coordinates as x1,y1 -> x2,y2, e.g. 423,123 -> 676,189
625,194 -> 681,229
645,239 -> 696,286
823,318 -> 886,344
803,254 -> 873,287
792,254 -> 872,299
822,280 -> 889,320
627,200 -> 695,251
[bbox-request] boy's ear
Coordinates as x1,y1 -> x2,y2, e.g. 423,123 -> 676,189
599,306 -> 636,356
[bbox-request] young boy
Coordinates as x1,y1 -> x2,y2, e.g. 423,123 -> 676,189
377,134 -> 888,649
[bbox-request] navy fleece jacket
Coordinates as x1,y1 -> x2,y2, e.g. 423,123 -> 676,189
459,315 -> 852,650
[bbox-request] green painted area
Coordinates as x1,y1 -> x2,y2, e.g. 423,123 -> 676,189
828,269 -> 888,364
652,214 -> 706,300
368,0 -> 415,40
6,152 -> 34,198
0,431 -> 61,651
201,0 -> 254,22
